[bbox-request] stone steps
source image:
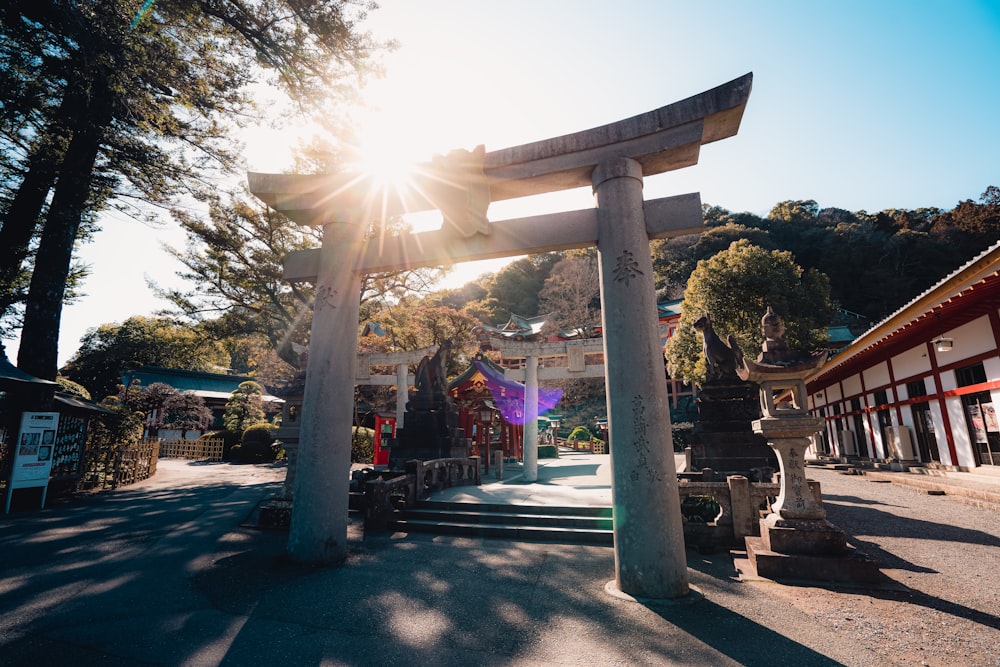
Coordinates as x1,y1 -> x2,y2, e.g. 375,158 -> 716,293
391,500 -> 614,545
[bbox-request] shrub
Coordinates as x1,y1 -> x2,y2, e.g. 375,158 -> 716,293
236,423 -> 279,463
567,426 -> 593,443
538,444 -> 558,459
670,422 -> 694,452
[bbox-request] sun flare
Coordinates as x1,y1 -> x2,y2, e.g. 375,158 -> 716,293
354,136 -> 417,192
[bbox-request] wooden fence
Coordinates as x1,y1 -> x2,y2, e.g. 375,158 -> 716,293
80,440 -> 161,490
157,437 -> 224,462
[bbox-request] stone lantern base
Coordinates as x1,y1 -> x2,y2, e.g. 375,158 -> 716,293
739,515 -> 879,584
741,537 -> 880,584
759,514 -> 846,554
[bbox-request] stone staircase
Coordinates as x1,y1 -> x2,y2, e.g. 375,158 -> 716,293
391,500 -> 614,545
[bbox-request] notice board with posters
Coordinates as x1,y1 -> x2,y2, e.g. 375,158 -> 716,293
5,411 -> 59,513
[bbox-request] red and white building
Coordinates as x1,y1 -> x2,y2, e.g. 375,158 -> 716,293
807,242 -> 1000,470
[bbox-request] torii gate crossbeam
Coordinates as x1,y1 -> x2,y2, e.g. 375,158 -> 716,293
249,73 -> 752,600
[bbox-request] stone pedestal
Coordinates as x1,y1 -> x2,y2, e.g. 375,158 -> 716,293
742,536 -> 879,584
390,410 -> 467,469
690,380 -> 775,479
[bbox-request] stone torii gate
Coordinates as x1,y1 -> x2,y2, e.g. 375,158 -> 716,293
355,345 -> 437,428
489,337 -> 606,482
249,73 -> 751,600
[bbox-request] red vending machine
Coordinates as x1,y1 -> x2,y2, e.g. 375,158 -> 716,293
372,414 -> 396,467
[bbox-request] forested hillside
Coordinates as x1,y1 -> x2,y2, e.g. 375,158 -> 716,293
440,187 -> 1000,330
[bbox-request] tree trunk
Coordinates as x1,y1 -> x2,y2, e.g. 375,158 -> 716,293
18,75 -> 112,380
0,84 -> 81,318
0,144 -> 62,315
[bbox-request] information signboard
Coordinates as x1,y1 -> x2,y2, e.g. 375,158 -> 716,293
5,412 -> 59,513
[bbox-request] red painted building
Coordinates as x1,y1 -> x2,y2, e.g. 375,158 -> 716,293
807,242 -> 1000,470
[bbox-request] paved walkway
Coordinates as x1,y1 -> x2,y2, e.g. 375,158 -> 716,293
0,456 -> 997,666
426,451 -> 625,507
435,450 -> 1000,513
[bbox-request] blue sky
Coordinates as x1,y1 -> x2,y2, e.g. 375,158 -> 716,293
23,0 -> 1000,366
345,0 -> 999,216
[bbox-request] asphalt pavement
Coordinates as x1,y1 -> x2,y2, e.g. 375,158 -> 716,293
0,455 -> 997,666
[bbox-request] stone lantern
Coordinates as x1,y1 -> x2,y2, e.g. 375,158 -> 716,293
737,307 -> 878,583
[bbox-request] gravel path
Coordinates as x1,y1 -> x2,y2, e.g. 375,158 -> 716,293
2,460 -> 997,666
742,467 -> 1000,667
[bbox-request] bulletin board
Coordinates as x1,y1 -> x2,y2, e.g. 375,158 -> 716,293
5,412 -> 59,513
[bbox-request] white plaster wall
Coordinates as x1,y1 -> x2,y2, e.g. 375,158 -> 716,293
928,401 -> 952,466
940,369 -> 958,392
842,375 -> 862,398
862,362 -> 890,392
891,344 -> 932,381
827,384 -> 843,402
983,356 -> 1000,381
934,316 -> 993,368
946,398 -> 976,468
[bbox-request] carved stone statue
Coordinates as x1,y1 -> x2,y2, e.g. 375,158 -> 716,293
757,305 -> 795,364
392,340 -> 467,468
409,340 -> 452,411
693,314 -> 744,382
429,145 -> 491,238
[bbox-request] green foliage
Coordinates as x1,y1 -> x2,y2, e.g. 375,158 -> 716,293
351,426 -> 374,463
162,193 -> 446,373
61,316 -> 226,400
55,377 -> 91,401
361,301 -> 482,378
0,0 -> 384,375
567,426 -> 594,443
87,408 -> 145,451
670,423 -> 694,452
470,253 -> 562,324
665,240 -> 834,386
223,381 -> 266,433
234,423 -> 279,463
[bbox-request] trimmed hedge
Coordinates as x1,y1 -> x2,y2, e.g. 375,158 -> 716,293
235,423 -> 279,463
538,444 -> 558,459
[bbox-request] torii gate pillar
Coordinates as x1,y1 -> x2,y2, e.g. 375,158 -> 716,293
287,221 -> 365,564
594,157 -> 688,598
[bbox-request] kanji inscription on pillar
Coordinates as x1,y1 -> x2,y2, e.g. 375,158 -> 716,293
613,250 -> 644,286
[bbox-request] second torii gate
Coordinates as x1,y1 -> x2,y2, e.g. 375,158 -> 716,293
249,73 -> 752,600
489,337 -> 606,481
355,345 -> 437,428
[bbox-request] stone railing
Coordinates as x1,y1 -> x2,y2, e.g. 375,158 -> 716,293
679,476 -> 822,552
363,457 -> 481,529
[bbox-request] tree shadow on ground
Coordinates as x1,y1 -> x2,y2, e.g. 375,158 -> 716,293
646,597 -> 846,667
822,496 -> 1000,547
822,493 -> 906,508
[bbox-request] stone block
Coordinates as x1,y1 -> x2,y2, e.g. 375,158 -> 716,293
743,536 -> 880,584
760,515 -> 846,555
